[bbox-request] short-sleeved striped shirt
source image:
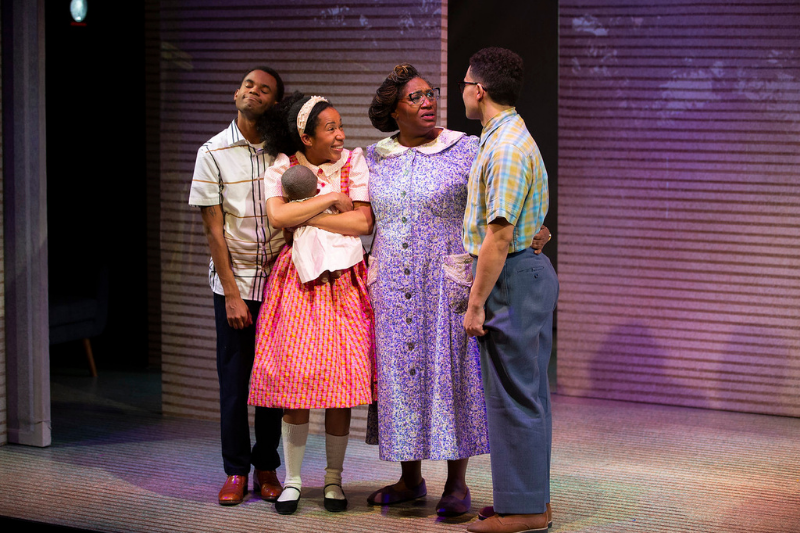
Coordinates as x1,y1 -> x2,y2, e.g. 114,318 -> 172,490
462,108 -> 549,256
189,120 -> 285,302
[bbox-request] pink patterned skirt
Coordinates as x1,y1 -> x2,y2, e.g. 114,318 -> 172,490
248,245 -> 375,409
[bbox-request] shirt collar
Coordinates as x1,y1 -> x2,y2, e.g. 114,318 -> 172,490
227,119 -> 266,150
374,128 -> 465,158
479,108 -> 517,146
293,149 -> 347,179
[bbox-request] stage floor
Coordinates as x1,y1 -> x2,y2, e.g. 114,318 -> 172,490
1,370 -> 798,532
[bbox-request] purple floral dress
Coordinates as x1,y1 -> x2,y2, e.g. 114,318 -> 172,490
366,129 -> 490,461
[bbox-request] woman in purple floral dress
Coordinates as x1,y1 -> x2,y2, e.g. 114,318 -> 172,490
365,64 -> 551,518
363,64 -> 488,517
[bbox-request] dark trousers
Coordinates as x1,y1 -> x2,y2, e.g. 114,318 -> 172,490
475,250 -> 559,514
214,293 -> 282,476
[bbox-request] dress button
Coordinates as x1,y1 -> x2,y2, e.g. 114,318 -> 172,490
402,243 -> 409,249
402,217 -> 407,223
409,368 -> 416,376
404,268 -> 410,275
407,342 -> 414,350
406,317 -> 412,324
401,191 -> 407,197
405,292 -> 412,299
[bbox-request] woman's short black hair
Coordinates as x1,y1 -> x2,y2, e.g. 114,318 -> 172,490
258,92 -> 333,156
468,47 -> 524,106
368,63 -> 425,132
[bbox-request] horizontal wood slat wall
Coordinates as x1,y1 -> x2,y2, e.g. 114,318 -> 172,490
557,0 -> 800,416
159,0 -> 445,436
0,5 -> 6,445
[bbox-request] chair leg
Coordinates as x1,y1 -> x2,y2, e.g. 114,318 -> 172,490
82,338 -> 98,377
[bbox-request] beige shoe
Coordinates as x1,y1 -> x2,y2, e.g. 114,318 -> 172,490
478,503 -> 552,527
466,512 -> 549,533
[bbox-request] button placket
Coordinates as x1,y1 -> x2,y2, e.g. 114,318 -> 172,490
400,151 -> 418,383
398,151 -> 413,301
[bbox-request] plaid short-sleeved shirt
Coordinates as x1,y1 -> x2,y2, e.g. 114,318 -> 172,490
188,120 -> 285,301
462,108 -> 549,256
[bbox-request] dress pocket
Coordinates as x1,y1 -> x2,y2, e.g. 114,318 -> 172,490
442,253 -> 473,314
366,255 -> 379,287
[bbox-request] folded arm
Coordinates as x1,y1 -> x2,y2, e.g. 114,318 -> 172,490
307,202 -> 374,236
266,193 -> 353,229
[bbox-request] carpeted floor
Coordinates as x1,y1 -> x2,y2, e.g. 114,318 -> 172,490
0,371 -> 798,532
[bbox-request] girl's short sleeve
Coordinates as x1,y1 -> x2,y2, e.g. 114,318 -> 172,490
347,147 -> 370,203
264,152 -> 292,199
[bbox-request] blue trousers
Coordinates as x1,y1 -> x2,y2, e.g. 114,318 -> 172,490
214,294 -> 282,476
474,249 -> 559,514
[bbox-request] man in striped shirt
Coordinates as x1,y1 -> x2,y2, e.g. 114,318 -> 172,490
461,48 -> 560,533
188,67 -> 286,506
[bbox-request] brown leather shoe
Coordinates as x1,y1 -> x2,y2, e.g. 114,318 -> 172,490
254,469 -> 283,501
479,503 -> 552,527
467,512 -> 549,533
218,475 -> 247,506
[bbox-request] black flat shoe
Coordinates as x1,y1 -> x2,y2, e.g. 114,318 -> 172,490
274,486 -> 301,515
323,484 -> 348,512
436,487 -> 471,517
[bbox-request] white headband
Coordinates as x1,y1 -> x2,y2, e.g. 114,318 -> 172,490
296,96 -> 328,135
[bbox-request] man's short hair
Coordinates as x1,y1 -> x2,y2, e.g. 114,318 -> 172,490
242,66 -> 285,102
468,47 -> 524,106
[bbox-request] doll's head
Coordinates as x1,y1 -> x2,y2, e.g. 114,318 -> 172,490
281,164 -> 318,201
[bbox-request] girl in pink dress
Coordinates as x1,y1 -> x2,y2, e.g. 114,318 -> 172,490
248,94 -> 375,515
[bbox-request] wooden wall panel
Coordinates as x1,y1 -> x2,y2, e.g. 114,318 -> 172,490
159,0 -> 446,436
557,0 -> 800,416
0,4 -> 6,445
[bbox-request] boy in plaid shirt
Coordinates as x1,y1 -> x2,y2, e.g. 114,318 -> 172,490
461,47 -> 559,533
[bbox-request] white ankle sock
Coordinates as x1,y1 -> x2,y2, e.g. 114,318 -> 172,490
278,420 -> 308,503
324,433 -> 349,500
